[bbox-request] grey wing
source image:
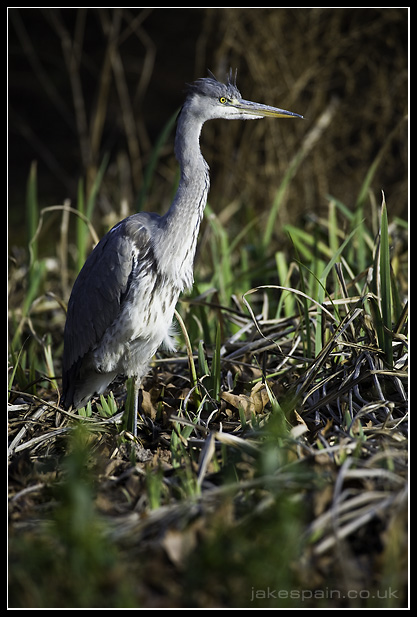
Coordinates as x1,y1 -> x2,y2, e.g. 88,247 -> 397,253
61,213 -> 158,406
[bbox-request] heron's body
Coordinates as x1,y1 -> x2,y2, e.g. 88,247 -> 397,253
63,213 -> 180,408
62,72 -> 302,427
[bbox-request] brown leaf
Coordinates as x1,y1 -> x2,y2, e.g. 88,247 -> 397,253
250,382 -> 270,414
161,526 -> 198,569
221,391 -> 255,419
141,389 -> 157,420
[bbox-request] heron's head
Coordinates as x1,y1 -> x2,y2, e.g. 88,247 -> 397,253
184,70 -> 303,122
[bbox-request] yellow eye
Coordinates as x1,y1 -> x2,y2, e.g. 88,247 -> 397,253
219,96 -> 227,104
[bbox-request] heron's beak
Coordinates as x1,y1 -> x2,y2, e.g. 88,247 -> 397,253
234,99 -> 303,119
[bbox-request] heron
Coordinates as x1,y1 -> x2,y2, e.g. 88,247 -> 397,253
62,71 -> 302,435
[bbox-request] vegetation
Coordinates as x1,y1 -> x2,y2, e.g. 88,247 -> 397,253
8,160 -> 407,608
8,8 -> 407,609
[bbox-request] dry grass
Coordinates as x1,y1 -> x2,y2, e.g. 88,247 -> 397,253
8,308 -> 408,607
8,203 -> 408,607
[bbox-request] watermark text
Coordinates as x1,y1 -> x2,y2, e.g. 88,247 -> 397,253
250,586 -> 399,602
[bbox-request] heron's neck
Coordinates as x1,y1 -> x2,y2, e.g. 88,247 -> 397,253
172,108 -> 210,221
156,108 -> 210,288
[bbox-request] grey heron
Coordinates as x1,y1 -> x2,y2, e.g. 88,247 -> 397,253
61,71 -> 302,435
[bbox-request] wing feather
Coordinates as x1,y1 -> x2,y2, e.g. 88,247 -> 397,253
62,212 -> 159,407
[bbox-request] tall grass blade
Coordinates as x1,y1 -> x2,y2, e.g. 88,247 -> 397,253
43,334 -> 59,394
26,161 -> 38,267
136,111 -> 178,212
275,251 -> 295,318
368,195 -> 395,367
198,339 -> 209,378
86,153 -> 110,220
263,155 -> 301,250
205,206 -> 233,305
263,98 -> 339,250
76,154 -> 110,273
124,377 -> 136,433
76,178 -> 86,273
354,116 -> 405,272
211,324 -> 222,401
379,194 -> 393,367
11,260 -> 47,351
8,344 -> 25,401
175,309 -> 201,404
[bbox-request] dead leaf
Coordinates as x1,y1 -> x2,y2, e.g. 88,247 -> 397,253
161,526 -> 198,569
293,409 -> 308,427
221,391 -> 255,419
141,389 -> 157,420
250,382 -> 270,413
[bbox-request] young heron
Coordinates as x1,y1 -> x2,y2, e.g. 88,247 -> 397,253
62,71 -> 302,435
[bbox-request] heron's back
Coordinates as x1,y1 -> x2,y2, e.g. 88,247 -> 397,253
62,212 -> 181,410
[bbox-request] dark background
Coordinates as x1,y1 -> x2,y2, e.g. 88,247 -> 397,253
8,8 -> 408,247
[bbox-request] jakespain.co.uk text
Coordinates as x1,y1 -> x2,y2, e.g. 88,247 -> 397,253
250,586 -> 399,602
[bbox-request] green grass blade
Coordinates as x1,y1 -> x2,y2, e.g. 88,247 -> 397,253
43,334 -> 59,393
275,251 -> 295,318
8,344 -> 26,400
198,339 -> 209,377
136,111 -> 178,212
11,260 -> 47,350
263,98 -> 340,250
77,154 -> 110,273
175,309 -> 201,406
379,195 -> 393,367
86,153 -> 110,219
76,178 -> 86,273
124,377 -> 136,432
295,261 -> 312,360
26,161 -> 38,267
211,324 -> 222,401
263,158 -> 299,250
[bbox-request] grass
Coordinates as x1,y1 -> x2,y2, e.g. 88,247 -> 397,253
8,153 -> 408,608
8,9 -> 408,607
